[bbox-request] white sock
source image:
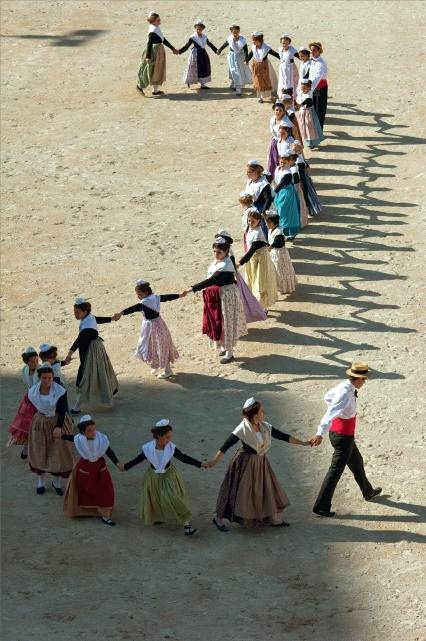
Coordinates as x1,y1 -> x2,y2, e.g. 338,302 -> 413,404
153,84 -> 159,92
225,350 -> 233,359
236,85 -> 242,93
52,476 -> 61,489
37,475 -> 45,488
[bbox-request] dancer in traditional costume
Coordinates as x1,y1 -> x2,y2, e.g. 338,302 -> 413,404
7,347 -> 40,458
246,32 -> 280,103
27,364 -> 74,495
290,159 -> 310,228
308,42 -> 328,128
277,34 -> 299,99
297,46 -> 312,91
293,141 -> 322,216
39,343 -> 67,384
64,297 -> 118,415
237,210 -> 278,310
113,279 -> 180,379
265,213 -> 297,294
182,238 -> 247,364
137,11 -> 178,96
123,419 -> 202,536
277,123 -> 298,158
244,160 -> 273,236
296,79 -> 324,149
61,415 -> 121,526
267,101 -> 293,175
274,153 -> 301,240
217,24 -> 252,96
239,192 -> 254,251
281,93 -> 303,142
214,229 -> 267,324
179,19 -> 218,89
310,363 -> 382,517
206,398 -> 310,530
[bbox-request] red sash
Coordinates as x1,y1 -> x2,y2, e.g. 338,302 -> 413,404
316,79 -> 328,90
330,416 -> 356,436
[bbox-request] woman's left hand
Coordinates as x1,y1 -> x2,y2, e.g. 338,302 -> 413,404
53,427 -> 62,439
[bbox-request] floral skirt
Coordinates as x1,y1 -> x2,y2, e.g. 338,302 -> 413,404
136,316 -> 179,369
270,247 -> 297,294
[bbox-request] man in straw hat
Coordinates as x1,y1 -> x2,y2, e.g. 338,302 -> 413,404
308,41 -> 328,129
310,363 -> 382,517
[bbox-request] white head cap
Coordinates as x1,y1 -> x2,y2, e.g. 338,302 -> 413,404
37,363 -> 53,372
215,236 -> 228,245
252,31 -> 263,37
155,418 -> 170,428
281,33 -> 291,39
281,93 -> 292,101
239,191 -> 249,198
24,346 -> 37,354
248,159 -> 260,166
243,397 -> 257,409
39,343 -> 52,353
136,278 -> 148,286
194,18 -> 205,26
79,414 -> 92,423
217,228 -> 232,238
74,296 -> 87,305
301,78 -> 310,85
147,11 -> 157,18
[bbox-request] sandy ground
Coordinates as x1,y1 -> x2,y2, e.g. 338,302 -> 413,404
1,1 -> 426,640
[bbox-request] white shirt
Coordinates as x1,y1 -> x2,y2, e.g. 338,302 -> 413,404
244,175 -> 268,202
277,136 -> 296,158
308,56 -> 328,91
317,380 -> 358,437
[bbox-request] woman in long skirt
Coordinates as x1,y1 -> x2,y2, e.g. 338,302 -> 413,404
62,415 -> 121,526
113,279 -> 181,379
217,24 -> 252,96
277,34 -> 299,99
296,79 -> 324,149
273,154 -> 301,240
265,212 -> 297,294
182,237 -> 247,364
123,419 -> 203,536
267,102 -> 293,175
293,142 -> 322,216
178,20 -> 218,89
137,11 -> 178,96
237,210 -> 278,309
246,32 -> 280,103
7,346 -> 40,458
291,162 -> 310,229
27,364 -> 75,496
205,398 -> 310,530
64,297 -> 118,415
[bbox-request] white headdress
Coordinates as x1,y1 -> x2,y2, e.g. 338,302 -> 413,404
136,278 -> 148,286
39,343 -> 52,352
243,397 -> 257,409
79,414 -> 93,423
252,31 -> 263,37
155,418 -> 170,428
74,296 -> 87,305
24,346 -> 37,354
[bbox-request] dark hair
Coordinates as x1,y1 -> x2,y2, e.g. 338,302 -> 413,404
273,102 -> 284,111
279,126 -> 293,135
22,350 -> 37,364
135,283 -> 153,296
147,13 -> 159,24
291,153 -> 298,161
37,366 -> 53,378
74,301 -> 92,314
248,210 -> 262,221
212,241 -> 230,253
151,424 -> 173,439
78,419 -> 95,433
302,79 -> 313,87
242,401 -> 262,421
39,345 -> 57,359
266,213 -> 279,226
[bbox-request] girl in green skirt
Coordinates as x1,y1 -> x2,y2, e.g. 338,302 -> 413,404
122,419 -> 203,535
137,12 -> 178,96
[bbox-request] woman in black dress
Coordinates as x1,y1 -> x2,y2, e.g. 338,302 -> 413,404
179,19 -> 218,89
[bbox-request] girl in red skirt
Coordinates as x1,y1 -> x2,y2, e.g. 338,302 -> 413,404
7,346 -> 40,459
60,415 -> 121,526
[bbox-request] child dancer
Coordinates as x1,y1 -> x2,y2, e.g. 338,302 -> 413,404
237,210 -> 278,310
298,46 -> 312,84
274,154 -> 300,240
296,78 -> 324,149
182,238 -> 247,364
113,279 -> 181,379
293,141 -> 322,216
239,192 -> 254,251
277,123 -> 298,158
7,347 -> 40,458
281,93 -> 303,142
267,101 -> 292,175
244,160 -> 273,215
214,229 -> 267,323
246,32 -> 280,103
123,419 -> 203,536
27,364 -> 75,496
39,343 -> 66,384
64,298 -> 118,415
290,155 -> 310,228
137,11 -> 178,96
179,19 -> 218,89
265,213 -> 297,294
61,415 -> 121,526
217,24 -> 252,96
277,34 -> 299,99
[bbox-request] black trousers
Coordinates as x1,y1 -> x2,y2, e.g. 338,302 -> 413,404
313,432 -> 373,513
313,85 -> 328,129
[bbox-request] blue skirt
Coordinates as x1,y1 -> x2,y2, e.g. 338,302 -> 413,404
274,184 -> 300,237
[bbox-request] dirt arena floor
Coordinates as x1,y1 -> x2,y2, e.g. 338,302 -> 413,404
1,1 -> 425,640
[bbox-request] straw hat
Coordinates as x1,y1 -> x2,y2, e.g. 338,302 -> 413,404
309,41 -> 323,54
346,362 -> 371,378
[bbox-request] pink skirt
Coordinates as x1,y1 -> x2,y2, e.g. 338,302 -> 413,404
295,182 -> 309,228
7,393 -> 36,446
136,316 -> 179,370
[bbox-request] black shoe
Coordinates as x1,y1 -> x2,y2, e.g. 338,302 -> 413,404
70,408 -> 81,416
270,521 -> 290,527
184,525 -> 198,536
51,482 -> 64,496
20,451 -> 28,460
220,356 -> 234,364
365,487 -> 382,501
101,517 -> 116,526
136,85 -> 145,95
152,90 -> 164,95
200,85 -> 210,90
36,486 -> 45,495
313,509 -> 335,518
212,517 -> 229,532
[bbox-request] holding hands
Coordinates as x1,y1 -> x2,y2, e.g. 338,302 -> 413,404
112,312 -> 122,322
116,463 -> 125,472
309,435 -> 323,447
180,287 -> 193,297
